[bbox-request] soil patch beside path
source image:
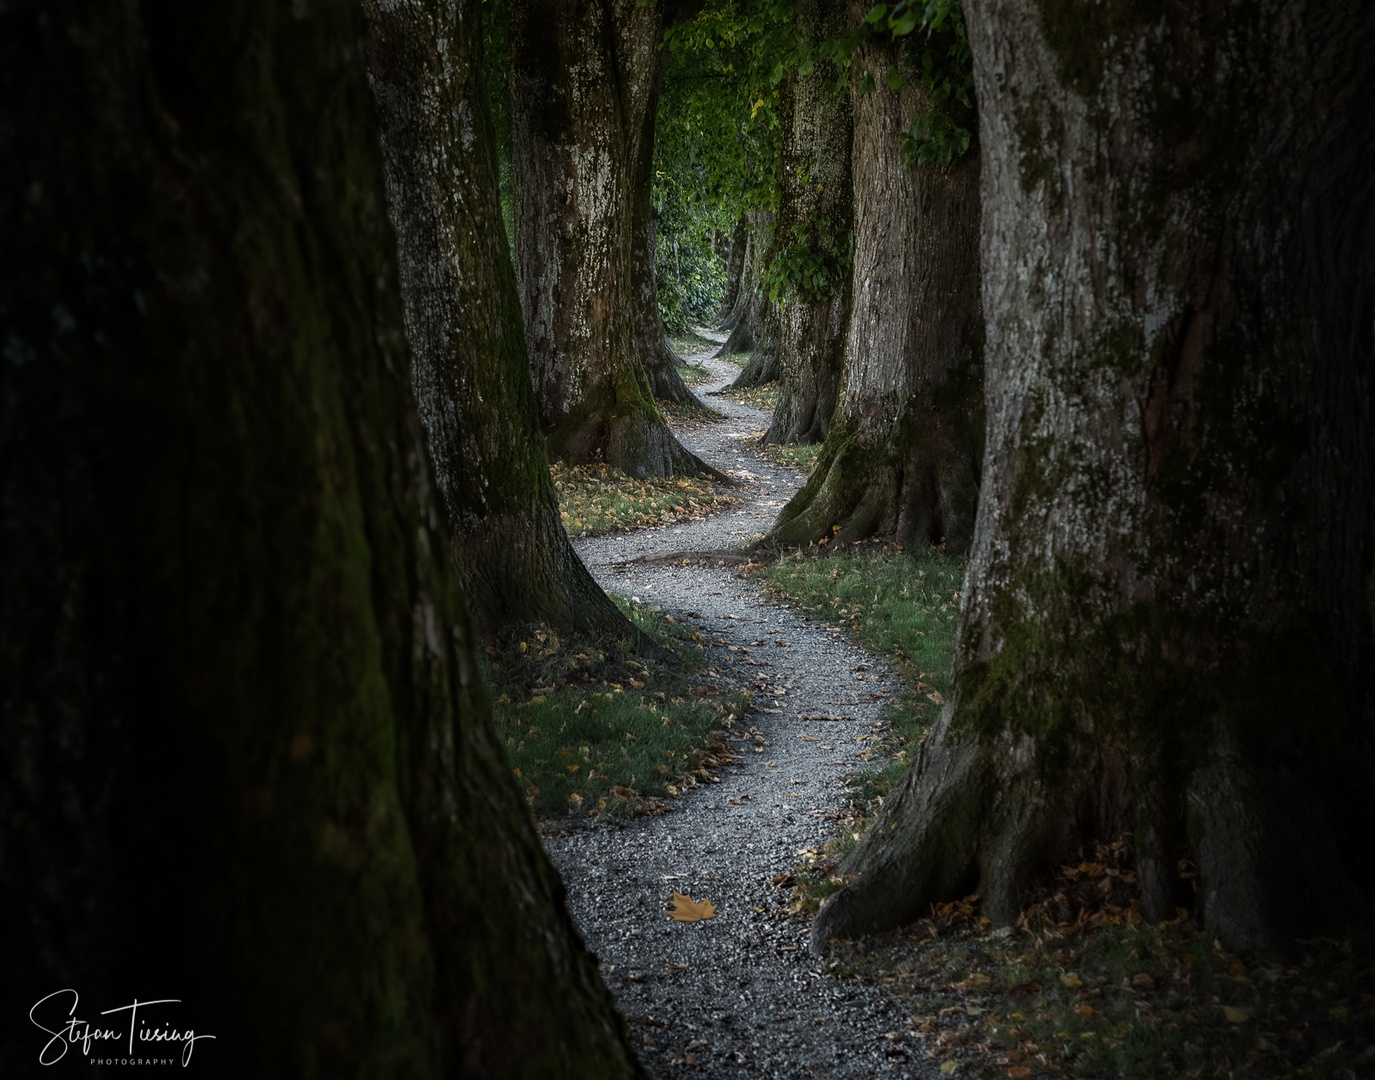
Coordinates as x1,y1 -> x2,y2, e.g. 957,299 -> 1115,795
543,343 -> 933,1079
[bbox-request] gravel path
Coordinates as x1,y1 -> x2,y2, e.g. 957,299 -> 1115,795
543,344 -> 932,1079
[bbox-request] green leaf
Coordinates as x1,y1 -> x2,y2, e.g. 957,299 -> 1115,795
865,4 -> 888,23
858,72 -> 876,94
885,64 -> 902,90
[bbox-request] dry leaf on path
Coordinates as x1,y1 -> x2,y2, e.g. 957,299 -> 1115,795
668,891 -> 718,922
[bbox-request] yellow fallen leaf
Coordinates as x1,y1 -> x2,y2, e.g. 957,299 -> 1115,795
667,891 -> 718,922
940,1062 -> 958,1076
1223,1005 -> 1251,1023
1059,972 -> 1083,988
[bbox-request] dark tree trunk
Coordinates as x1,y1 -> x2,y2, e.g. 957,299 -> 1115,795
364,0 -> 638,642
0,3 -> 643,1077
717,221 -> 758,332
716,215 -> 749,322
629,51 -> 707,408
767,35 -> 983,549
717,209 -> 780,377
763,0 -> 854,446
813,0 -> 1375,958
509,0 -> 715,477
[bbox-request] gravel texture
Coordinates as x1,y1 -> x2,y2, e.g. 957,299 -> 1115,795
544,346 -> 933,1079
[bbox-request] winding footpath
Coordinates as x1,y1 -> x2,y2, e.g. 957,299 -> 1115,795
543,345 -> 933,1079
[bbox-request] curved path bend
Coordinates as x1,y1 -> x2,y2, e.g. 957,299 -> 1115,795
543,347 -> 932,1079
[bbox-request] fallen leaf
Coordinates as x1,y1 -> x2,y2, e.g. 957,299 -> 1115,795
1006,1068 -> 1032,1079
1059,972 -> 1083,988
1223,1005 -> 1251,1023
667,891 -> 718,922
940,1062 -> 959,1076
665,962 -> 687,970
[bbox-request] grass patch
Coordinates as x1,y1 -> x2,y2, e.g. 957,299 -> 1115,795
822,908 -> 1375,1079
755,543 -> 967,808
675,358 -> 714,387
486,603 -> 751,820
551,462 -> 740,538
717,380 -> 778,411
755,438 -> 824,475
667,327 -> 719,356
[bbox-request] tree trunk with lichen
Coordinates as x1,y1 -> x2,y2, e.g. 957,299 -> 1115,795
767,35 -> 983,550
763,0 -> 854,446
364,0 -> 638,643
509,0 -> 713,476
718,210 -> 780,382
0,3 -> 644,1076
813,0 -> 1375,958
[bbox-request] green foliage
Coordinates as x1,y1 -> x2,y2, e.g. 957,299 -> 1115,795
760,215 -> 853,303
551,462 -> 741,538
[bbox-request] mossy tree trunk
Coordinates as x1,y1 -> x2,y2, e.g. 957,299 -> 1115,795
763,0 -> 854,446
509,0 -> 713,476
0,3 -> 643,1077
716,215 -> 749,323
363,0 -> 636,642
813,0 -> 1375,957
718,209 -> 781,381
767,34 -> 983,550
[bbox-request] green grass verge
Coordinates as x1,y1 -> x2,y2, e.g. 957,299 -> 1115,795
675,359 -> 714,387
755,439 -> 824,475
754,542 -> 967,811
718,380 -> 778,411
667,327 -> 719,356
487,600 -> 751,820
551,462 -> 740,538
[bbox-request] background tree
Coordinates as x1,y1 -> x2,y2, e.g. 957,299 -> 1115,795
0,2 -> 642,1075
813,0 -> 1375,957
760,0 -> 855,445
508,0 -> 716,476
364,0 -> 638,640
767,1 -> 983,549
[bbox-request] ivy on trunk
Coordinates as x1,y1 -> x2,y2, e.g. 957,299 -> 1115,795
767,32 -> 983,550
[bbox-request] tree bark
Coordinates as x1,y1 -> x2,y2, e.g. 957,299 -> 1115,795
0,3 -> 643,1076
716,215 -> 749,323
509,0 -> 715,476
762,0 -> 855,446
813,0 -> 1375,957
717,209 -> 781,379
767,35 -> 983,549
628,50 -> 707,408
364,0 -> 639,643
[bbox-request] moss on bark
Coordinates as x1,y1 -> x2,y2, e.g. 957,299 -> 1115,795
0,2 -> 643,1074
813,0 -> 1375,958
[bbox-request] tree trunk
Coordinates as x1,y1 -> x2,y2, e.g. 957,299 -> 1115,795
628,49 -> 707,408
364,0 -> 638,643
0,3 -> 643,1076
762,0 -> 854,446
716,215 -> 749,322
766,35 -> 983,550
509,0 -> 715,477
716,209 -> 780,375
813,0 -> 1375,958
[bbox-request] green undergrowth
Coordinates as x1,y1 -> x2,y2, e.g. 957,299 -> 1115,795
822,904 -> 1375,1080
485,600 -> 751,820
551,462 -> 740,538
754,542 -> 967,814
